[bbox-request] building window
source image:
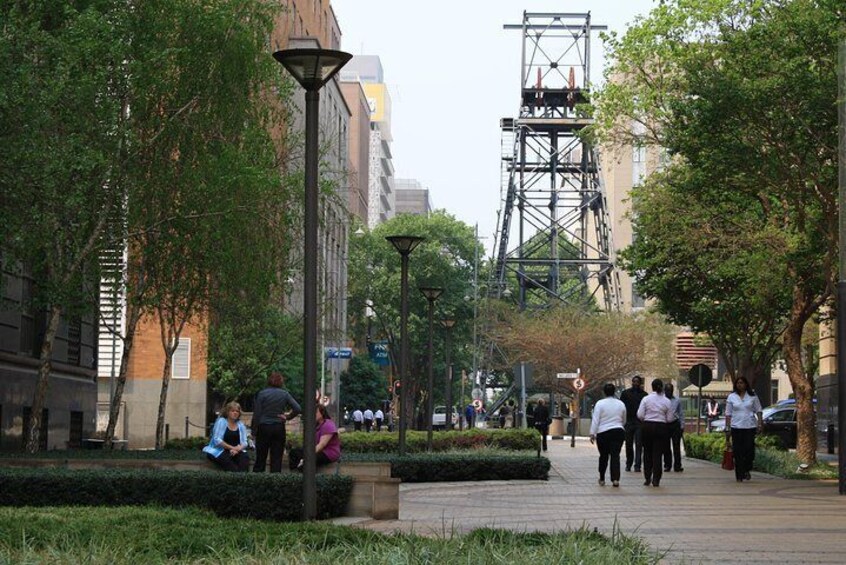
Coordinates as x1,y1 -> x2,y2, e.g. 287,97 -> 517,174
172,338 -> 191,379
771,380 -> 779,402
632,282 -> 645,309
69,411 -> 83,448
632,143 -> 646,187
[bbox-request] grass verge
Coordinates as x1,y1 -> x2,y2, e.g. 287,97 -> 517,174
0,506 -> 660,564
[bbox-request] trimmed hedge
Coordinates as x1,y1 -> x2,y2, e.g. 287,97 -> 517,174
288,428 -> 541,453
684,432 -> 781,463
164,436 -> 208,450
0,468 -> 352,521
388,453 -> 550,482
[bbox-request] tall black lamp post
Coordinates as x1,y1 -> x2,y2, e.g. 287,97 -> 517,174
441,319 -> 456,429
836,37 -> 845,495
387,236 -> 424,455
420,287 -> 444,451
273,47 -> 351,520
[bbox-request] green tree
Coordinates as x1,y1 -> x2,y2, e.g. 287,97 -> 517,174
340,357 -> 388,415
593,0 -> 843,462
0,1 -> 129,452
347,212 -> 479,421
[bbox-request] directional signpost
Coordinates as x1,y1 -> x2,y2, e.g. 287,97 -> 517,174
557,369 -> 582,447
688,363 -> 713,434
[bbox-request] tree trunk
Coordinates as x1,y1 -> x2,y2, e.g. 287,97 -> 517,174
25,304 -> 63,453
782,315 -> 817,464
154,349 -> 175,450
104,304 -> 141,449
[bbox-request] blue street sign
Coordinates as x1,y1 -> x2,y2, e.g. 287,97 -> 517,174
368,340 -> 390,366
325,347 -> 353,359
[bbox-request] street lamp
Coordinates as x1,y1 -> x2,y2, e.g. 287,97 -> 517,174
273,47 -> 351,520
387,235 -> 424,455
420,287 -> 444,452
441,319 -> 456,429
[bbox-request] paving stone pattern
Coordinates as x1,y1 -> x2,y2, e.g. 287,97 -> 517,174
350,438 -> 846,563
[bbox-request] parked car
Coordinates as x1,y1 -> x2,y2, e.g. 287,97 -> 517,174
709,406 -> 797,449
432,405 -> 459,429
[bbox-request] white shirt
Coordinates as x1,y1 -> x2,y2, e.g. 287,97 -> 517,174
637,392 -> 674,423
590,397 -> 627,436
375,410 -> 384,420
352,410 -> 363,422
725,392 -> 762,429
363,409 -> 374,420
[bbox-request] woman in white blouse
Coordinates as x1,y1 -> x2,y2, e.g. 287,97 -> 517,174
725,376 -> 763,482
589,383 -> 627,487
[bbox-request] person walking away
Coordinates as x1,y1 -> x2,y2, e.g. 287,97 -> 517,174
663,383 -> 685,472
533,399 -> 551,452
352,408 -> 363,431
465,404 -> 475,429
289,405 -> 342,470
620,375 -> 648,472
363,408 -> 374,432
251,372 -> 301,473
725,376 -> 763,482
499,403 -> 510,429
203,402 -> 250,472
374,408 -> 384,432
637,378 -> 674,487
589,383 -> 627,487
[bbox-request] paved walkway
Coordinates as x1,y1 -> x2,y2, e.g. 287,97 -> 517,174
351,438 -> 846,563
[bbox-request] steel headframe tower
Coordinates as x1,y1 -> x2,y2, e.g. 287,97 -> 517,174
493,12 -> 621,311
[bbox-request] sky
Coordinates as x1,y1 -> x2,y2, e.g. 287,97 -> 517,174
331,0 -> 659,255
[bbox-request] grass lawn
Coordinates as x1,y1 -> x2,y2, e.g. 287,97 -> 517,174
0,506 -> 660,564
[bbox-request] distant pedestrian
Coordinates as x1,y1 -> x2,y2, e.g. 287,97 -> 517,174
725,376 -> 763,482
620,375 -> 647,472
363,408 -> 374,432
705,397 -> 721,430
507,400 -> 517,428
352,408 -> 364,432
251,372 -> 301,473
499,403 -> 510,429
465,404 -> 475,429
589,383 -> 626,487
663,383 -> 684,473
533,399 -> 551,452
374,408 -> 384,431
637,378 -> 674,487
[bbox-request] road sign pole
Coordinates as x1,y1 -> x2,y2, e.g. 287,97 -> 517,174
697,365 -> 702,434
571,390 -> 578,448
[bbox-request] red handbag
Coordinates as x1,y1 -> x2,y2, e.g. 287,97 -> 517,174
721,441 -> 735,471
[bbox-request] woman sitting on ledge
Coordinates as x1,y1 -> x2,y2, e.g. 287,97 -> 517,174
289,405 -> 341,471
203,401 -> 250,472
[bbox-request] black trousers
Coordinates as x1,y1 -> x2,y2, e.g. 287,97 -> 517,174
663,423 -> 684,471
253,422 -> 286,473
364,419 -> 373,432
731,427 -> 756,480
624,422 -> 643,470
641,421 -> 669,485
535,424 -> 549,451
596,428 -> 625,482
207,450 -> 250,472
288,447 -> 334,470
354,421 -> 362,431
375,418 -> 383,431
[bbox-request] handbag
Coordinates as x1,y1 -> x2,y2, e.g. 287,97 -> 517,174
721,439 -> 735,471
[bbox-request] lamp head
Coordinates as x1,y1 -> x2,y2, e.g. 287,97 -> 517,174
272,48 -> 352,91
386,235 -> 424,255
419,287 -> 444,302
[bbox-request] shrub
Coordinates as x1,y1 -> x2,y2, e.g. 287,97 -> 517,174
288,428 -> 541,453
389,453 -> 550,482
164,436 -> 208,450
0,468 -> 351,521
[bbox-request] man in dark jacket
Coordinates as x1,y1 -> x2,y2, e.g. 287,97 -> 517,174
620,375 -> 647,472
533,399 -> 551,452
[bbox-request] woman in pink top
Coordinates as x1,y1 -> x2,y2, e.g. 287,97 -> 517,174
289,405 -> 341,470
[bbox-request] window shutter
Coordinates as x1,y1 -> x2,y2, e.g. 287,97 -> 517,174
171,338 -> 191,379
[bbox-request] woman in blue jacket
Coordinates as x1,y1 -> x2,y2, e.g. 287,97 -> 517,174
203,401 -> 250,472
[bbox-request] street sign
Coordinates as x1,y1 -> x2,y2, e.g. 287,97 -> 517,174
573,377 -> 586,391
557,372 -> 579,379
688,364 -> 713,387
325,347 -> 353,359
472,399 -> 483,411
471,388 -> 483,400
